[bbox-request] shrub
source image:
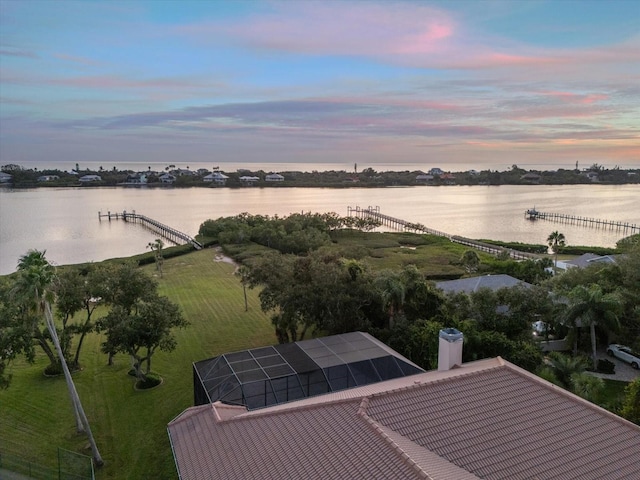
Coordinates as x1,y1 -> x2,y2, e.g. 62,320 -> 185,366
597,358 -> 616,374
136,373 -> 162,390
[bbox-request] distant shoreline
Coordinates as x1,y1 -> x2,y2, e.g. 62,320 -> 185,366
2,164 -> 639,189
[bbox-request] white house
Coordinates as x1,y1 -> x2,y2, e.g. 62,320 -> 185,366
159,173 -> 176,184
125,173 -> 148,184
37,175 -> 60,182
78,175 -> 102,183
415,174 -> 434,183
265,173 -> 284,182
0,172 -> 12,183
429,167 -> 444,176
203,172 -> 229,186
239,175 -> 260,186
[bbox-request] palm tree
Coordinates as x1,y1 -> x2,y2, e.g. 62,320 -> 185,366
376,270 -> 405,329
147,238 -> 164,278
564,284 -> 622,370
547,231 -> 566,269
234,266 -> 250,312
15,250 -> 104,466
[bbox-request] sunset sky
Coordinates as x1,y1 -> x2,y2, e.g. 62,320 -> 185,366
1,0 -> 639,171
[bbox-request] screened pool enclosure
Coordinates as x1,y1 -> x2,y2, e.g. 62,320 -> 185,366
193,331 -> 424,410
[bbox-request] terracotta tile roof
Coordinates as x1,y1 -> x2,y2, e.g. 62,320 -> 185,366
168,358 -> 640,480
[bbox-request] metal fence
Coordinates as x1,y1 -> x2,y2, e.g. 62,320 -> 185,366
0,449 -> 94,480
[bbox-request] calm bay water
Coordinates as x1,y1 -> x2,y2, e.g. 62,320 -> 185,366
1,184 -> 638,275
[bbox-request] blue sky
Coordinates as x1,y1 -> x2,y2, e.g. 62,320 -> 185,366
1,0 -> 639,171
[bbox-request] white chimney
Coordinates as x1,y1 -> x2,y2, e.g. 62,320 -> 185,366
438,328 -> 464,371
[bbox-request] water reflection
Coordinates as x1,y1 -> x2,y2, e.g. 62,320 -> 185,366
1,185 -> 637,275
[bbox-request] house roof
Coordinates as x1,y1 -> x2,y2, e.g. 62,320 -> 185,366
436,274 -> 531,294
564,253 -> 618,269
168,357 -> 640,480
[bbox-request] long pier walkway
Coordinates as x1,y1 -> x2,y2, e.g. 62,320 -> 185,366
525,209 -> 639,233
347,206 -> 537,260
98,211 -> 202,250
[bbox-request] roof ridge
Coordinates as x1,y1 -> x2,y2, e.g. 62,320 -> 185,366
228,396 -> 361,423
357,397 -> 433,479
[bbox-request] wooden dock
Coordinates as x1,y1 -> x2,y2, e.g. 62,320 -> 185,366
525,208 -> 639,232
98,211 -> 202,250
348,206 -> 536,260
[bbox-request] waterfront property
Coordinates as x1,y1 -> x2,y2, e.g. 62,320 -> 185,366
436,274 -> 532,294
168,331 -> 640,480
78,174 -> 102,183
265,173 -> 284,182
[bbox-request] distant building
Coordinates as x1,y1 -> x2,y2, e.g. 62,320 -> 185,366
78,174 -> 102,183
520,173 -> 541,183
558,253 -> 619,270
436,274 -> 531,294
37,175 -> 60,182
159,173 -> 176,184
203,171 -> 229,186
173,168 -> 196,177
415,174 -> 434,183
0,172 -> 13,183
265,173 -> 285,182
239,175 -> 260,186
124,173 -> 148,184
429,167 -> 444,176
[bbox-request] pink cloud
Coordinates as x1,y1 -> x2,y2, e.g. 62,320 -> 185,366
174,2 -> 640,74
53,53 -> 101,66
539,91 -> 608,105
176,2 -> 456,57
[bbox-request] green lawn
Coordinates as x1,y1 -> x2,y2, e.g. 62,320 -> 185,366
0,249 -> 276,480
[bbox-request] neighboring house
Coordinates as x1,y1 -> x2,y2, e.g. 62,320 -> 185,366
415,174 -> 434,183
124,173 -> 148,184
173,168 -> 196,176
429,167 -> 444,176
197,168 -> 210,176
37,175 -> 60,182
520,172 -> 541,183
558,253 -> 619,270
440,173 -> 456,184
0,172 -> 12,183
239,175 -> 260,186
585,171 -> 600,182
468,169 -> 480,176
159,173 -> 176,184
265,173 -> 284,182
436,274 -> 531,294
78,174 -> 101,182
203,172 -> 229,185
168,330 -> 640,480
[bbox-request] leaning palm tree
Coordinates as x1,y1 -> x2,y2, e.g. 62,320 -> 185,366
547,231 -> 566,269
564,284 -> 622,371
14,250 -> 104,466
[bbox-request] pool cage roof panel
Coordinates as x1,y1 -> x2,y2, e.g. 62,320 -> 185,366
193,332 -> 425,410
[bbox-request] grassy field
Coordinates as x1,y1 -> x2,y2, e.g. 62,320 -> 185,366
0,233 -> 592,479
0,248 -> 276,480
